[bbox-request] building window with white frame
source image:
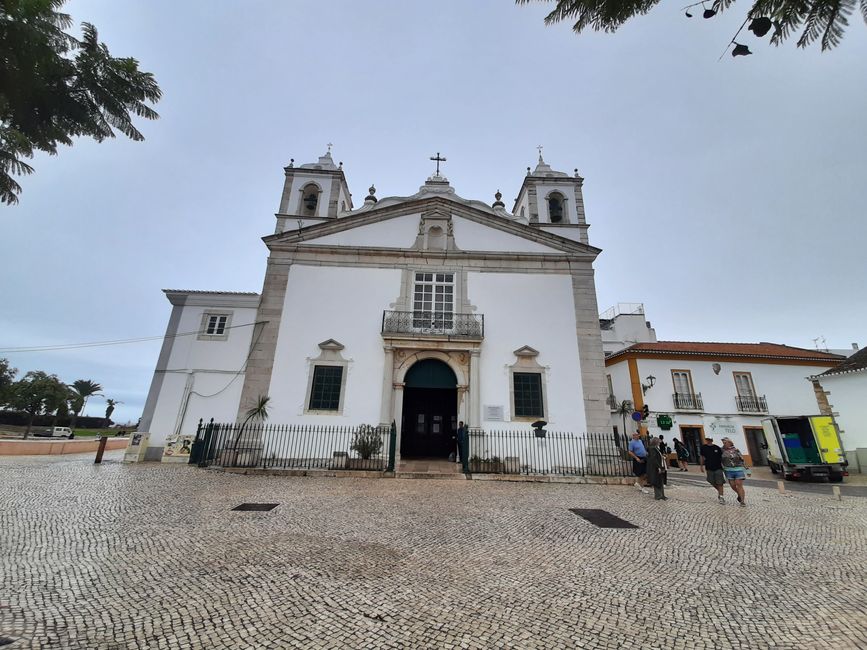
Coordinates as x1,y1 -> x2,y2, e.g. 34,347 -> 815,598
197,312 -> 232,341
412,272 -> 454,331
671,369 -> 700,409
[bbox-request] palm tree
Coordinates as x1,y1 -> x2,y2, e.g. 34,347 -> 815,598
104,398 -> 121,427
70,379 -> 102,430
615,399 -> 634,447
232,395 -> 271,449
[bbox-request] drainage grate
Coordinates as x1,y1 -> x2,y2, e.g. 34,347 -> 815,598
232,503 -> 279,512
569,508 -> 638,529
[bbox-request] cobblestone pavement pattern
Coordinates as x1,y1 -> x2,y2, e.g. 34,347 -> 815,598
2,452 -> 867,650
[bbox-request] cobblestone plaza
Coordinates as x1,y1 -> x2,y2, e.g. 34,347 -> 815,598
2,452 -> 866,649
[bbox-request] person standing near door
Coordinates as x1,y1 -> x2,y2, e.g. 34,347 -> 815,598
456,420 -> 467,464
700,436 -> 726,504
673,438 -> 690,472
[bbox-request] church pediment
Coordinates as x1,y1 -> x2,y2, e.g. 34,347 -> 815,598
265,197 -> 600,258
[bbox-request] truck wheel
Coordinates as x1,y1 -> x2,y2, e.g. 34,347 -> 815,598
769,463 -> 778,474
830,474 -> 843,483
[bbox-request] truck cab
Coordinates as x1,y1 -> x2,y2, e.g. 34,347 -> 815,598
761,416 -> 847,482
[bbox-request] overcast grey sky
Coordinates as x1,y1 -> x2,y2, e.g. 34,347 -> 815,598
1,0 -> 865,424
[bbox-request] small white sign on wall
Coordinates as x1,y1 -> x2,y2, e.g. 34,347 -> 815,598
484,405 -> 505,421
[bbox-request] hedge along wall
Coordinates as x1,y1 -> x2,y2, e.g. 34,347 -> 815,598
0,411 -> 111,428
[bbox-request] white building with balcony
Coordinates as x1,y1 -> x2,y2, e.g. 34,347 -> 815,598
604,342 -> 844,466
137,149 -> 611,460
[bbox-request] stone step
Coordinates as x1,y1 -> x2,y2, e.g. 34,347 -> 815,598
394,471 -> 468,480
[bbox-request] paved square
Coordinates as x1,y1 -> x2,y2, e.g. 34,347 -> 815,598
2,452 -> 866,649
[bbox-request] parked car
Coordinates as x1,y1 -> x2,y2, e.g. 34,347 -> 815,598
33,427 -> 74,439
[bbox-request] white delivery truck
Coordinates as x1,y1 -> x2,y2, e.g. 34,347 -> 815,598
761,416 -> 847,482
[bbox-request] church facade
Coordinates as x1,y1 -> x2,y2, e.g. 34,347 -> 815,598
138,149 -> 610,461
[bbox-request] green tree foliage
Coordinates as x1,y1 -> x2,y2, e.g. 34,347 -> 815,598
0,358 -> 17,405
0,0 -> 161,205
232,395 -> 271,450
517,0 -> 867,51
104,397 -> 120,426
9,370 -> 68,437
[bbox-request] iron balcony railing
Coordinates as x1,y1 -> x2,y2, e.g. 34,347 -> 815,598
606,395 -> 619,410
672,392 -> 704,410
190,419 -> 397,472
464,429 -> 631,478
736,394 -> 769,413
381,310 -> 484,338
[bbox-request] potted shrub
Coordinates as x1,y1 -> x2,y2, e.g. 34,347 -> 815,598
349,424 -> 383,469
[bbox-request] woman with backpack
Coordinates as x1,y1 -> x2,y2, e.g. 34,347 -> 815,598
673,438 -> 690,472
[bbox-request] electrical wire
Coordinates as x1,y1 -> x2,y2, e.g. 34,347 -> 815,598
0,321 -> 261,354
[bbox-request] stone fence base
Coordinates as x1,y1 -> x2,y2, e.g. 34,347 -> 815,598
0,438 -> 129,456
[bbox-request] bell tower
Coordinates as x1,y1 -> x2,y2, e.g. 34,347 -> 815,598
274,145 -> 353,233
512,149 -> 589,245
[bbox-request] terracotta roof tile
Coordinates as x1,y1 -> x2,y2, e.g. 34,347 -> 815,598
608,341 -> 845,362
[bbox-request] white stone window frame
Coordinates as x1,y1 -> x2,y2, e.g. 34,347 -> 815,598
297,181 -> 323,217
508,346 -> 549,423
303,339 -> 350,415
197,311 -> 233,342
543,190 -> 570,224
411,271 -> 456,331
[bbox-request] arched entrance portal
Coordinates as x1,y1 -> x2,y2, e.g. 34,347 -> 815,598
401,359 -> 457,458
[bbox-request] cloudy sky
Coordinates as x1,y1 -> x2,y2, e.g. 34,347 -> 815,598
1,0 -> 865,424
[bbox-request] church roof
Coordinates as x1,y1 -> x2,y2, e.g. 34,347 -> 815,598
607,341 -> 845,364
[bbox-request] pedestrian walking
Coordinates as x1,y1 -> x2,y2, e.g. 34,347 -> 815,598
673,438 -> 690,471
627,431 -> 649,493
721,437 -> 749,507
646,437 -> 667,500
700,436 -> 726,504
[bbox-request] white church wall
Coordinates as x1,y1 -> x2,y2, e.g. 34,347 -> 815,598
452,216 -> 561,254
267,264 -> 402,425
304,213 -> 421,248
468,272 -> 586,432
538,226 -> 584,243
143,303 -> 258,453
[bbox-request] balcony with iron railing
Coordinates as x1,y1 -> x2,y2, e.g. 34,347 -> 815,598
381,310 -> 484,339
672,392 -> 703,411
606,395 -> 619,411
735,394 -> 769,413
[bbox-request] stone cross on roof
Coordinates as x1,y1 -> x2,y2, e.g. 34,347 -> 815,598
430,152 -> 446,176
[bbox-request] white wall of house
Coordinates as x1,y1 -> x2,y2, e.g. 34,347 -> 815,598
605,357 -> 838,459
143,302 -> 259,452
469,271 -> 586,431
266,264 -> 401,425
820,372 -> 867,452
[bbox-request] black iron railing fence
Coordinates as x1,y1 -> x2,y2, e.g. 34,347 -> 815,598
672,392 -> 704,410
735,395 -> 768,412
381,310 -> 484,338
464,429 -> 631,477
191,420 -> 396,472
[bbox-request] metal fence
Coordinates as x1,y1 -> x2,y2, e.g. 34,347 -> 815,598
191,420 -> 396,472
465,429 -> 631,477
381,310 -> 484,338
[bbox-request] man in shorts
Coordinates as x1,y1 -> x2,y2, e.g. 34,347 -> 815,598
628,431 -> 649,493
700,436 -> 726,504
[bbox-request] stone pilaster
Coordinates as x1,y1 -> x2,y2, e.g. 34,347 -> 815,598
571,267 -> 611,433
236,256 -> 291,420
380,346 -> 395,426
470,350 -> 481,428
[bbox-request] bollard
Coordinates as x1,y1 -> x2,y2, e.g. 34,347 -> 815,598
94,435 -> 109,464
833,486 -> 842,501
777,480 -> 785,494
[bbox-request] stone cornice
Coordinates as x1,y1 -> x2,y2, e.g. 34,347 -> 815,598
263,196 -> 601,258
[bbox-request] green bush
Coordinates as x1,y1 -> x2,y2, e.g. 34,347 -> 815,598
350,425 -> 383,460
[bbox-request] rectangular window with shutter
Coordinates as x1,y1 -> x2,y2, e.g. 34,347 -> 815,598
513,372 -> 544,418
308,366 -> 344,411
733,372 -> 756,398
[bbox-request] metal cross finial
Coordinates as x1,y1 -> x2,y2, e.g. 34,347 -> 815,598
537,145 -> 544,159
327,142 -> 333,154
430,152 -> 447,175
